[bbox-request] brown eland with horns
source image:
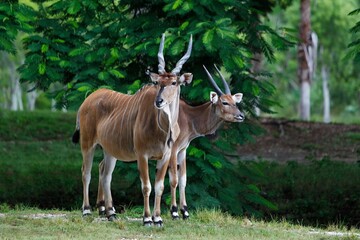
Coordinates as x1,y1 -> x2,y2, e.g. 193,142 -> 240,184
72,34 -> 193,226
168,65 -> 245,219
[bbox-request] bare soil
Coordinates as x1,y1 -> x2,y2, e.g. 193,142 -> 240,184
237,118 -> 360,163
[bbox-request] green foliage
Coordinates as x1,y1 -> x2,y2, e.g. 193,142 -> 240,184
19,0 -> 289,113
250,160 -> 360,227
347,8 -> 360,63
0,110 -> 76,141
0,1 -> 35,54
174,124 -> 276,217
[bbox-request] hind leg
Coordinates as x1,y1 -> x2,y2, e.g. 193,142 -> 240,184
100,151 -> 117,221
96,160 -> 106,216
178,150 -> 189,219
81,147 -> 95,216
169,149 -> 179,219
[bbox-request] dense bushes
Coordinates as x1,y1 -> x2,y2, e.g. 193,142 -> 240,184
1,111 -> 359,228
250,160 -> 360,228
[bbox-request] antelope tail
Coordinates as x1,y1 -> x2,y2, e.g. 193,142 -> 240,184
72,112 -> 80,144
72,130 -> 80,144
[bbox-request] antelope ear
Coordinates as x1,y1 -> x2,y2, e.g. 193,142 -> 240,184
210,91 -> 218,104
150,73 -> 159,83
233,93 -> 243,103
179,73 -> 193,85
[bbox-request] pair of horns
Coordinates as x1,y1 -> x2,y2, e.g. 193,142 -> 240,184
158,34 -> 193,75
203,65 -> 231,96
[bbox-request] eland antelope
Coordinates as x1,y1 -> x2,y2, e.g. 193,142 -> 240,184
168,65 -> 245,219
72,34 -> 193,226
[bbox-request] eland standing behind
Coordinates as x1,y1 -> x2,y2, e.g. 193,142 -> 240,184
168,65 -> 245,219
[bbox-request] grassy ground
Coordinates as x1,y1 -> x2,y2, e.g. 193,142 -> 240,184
1,206 -> 359,240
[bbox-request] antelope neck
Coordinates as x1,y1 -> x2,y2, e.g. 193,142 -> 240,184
189,102 -> 223,137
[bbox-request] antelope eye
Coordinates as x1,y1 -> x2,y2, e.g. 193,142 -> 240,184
153,82 -> 158,85
172,81 -> 177,85
222,101 -> 229,106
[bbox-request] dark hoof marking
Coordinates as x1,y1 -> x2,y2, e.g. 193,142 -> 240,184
98,205 -> 106,217
170,206 -> 179,220
108,214 -> 117,222
152,216 -> 163,227
154,220 -> 163,227
82,206 -> 92,217
97,201 -> 106,217
143,221 -> 153,227
181,206 -> 190,220
143,216 -> 153,227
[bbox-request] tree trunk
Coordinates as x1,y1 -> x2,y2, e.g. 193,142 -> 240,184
298,0 -> 312,121
1,51 -> 24,111
321,64 -> 331,123
8,56 -> 23,111
26,84 -> 37,111
251,52 -> 263,116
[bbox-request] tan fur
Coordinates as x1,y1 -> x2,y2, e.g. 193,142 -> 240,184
168,91 -> 245,219
76,72 -> 193,224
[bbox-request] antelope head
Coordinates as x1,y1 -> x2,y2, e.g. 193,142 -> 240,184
203,65 -> 245,122
150,34 -> 193,109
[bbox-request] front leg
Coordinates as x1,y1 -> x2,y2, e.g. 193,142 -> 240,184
137,155 -> 152,226
153,151 -> 171,226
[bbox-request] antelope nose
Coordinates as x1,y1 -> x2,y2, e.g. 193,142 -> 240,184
156,98 -> 164,107
235,113 -> 245,121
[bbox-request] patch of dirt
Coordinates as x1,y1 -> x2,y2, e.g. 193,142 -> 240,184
237,118 -> 360,163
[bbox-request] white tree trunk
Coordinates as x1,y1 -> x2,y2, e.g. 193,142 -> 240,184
321,64 -> 331,123
2,51 -> 24,111
300,80 -> 311,120
251,52 -> 263,116
9,60 -> 23,111
26,83 -> 37,111
298,0 -> 312,121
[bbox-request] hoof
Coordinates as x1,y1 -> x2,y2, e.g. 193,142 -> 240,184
143,216 -> 153,227
152,216 -> 163,227
82,206 -> 92,217
108,214 -> 117,222
144,222 -> 153,227
154,220 -> 163,227
107,207 -> 116,221
181,206 -> 189,220
99,210 -> 106,217
98,206 -> 106,217
170,206 -> 179,220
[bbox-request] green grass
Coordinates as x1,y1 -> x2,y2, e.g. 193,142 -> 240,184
0,206 -> 359,240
